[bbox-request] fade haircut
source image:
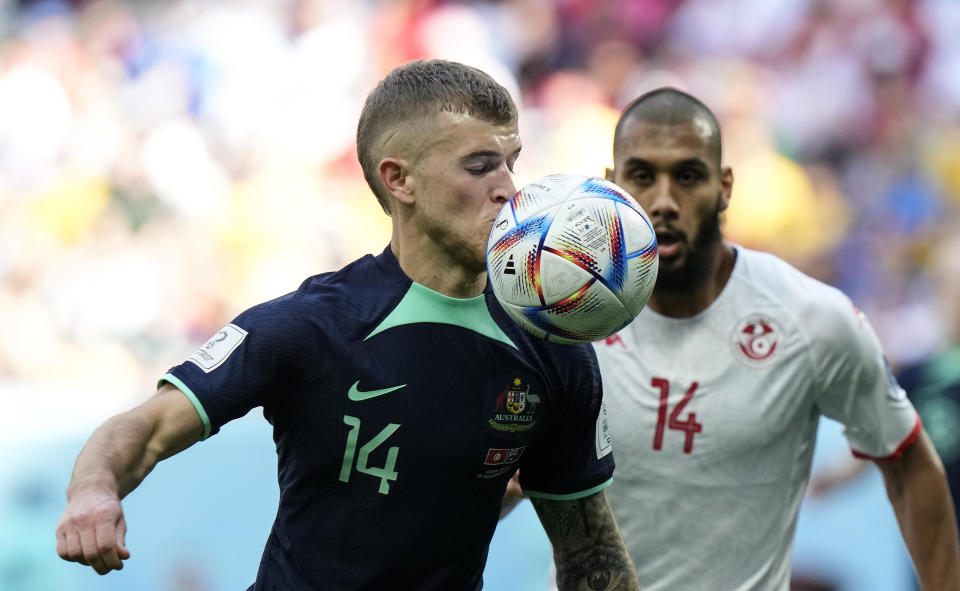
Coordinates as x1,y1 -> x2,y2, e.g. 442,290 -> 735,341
357,59 -> 519,214
614,87 -> 722,167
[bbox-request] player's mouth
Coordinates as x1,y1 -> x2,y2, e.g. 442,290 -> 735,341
655,229 -> 684,259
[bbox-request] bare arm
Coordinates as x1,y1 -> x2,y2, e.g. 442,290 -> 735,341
55,383 -> 204,574
530,491 -> 640,591
875,430 -> 960,590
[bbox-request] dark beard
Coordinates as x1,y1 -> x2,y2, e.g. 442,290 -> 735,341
654,204 -> 723,293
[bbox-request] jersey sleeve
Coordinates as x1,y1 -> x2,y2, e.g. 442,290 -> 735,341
518,345 -> 616,499
159,297 -> 314,439
813,296 -> 921,460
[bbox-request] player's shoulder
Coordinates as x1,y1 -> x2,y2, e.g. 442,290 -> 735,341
531,337 -> 603,401
493,301 -> 600,363
736,247 -> 850,312
490,302 -> 601,384
238,248 -> 407,328
735,246 -> 864,342
535,335 -> 600,367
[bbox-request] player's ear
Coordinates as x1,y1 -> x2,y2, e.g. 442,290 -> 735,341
718,166 -> 733,213
378,158 -> 415,206
604,167 -> 616,182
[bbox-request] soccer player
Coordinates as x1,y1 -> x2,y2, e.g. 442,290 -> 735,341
55,60 -> 639,591
595,87 -> 960,590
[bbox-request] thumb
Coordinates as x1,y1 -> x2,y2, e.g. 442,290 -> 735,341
116,515 -> 131,559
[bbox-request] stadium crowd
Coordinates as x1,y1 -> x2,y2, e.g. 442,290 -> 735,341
1,0 -> 959,589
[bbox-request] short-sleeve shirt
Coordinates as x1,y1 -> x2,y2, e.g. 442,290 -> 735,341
595,246 -> 918,591
161,247 -> 614,591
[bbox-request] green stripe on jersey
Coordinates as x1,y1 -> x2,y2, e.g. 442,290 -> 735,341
159,373 -> 212,440
524,478 -> 613,501
365,282 -> 518,349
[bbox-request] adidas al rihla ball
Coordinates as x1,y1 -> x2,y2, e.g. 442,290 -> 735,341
486,174 -> 659,344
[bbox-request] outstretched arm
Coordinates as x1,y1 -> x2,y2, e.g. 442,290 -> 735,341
876,430 -> 960,590
55,383 -> 204,574
530,491 -> 640,591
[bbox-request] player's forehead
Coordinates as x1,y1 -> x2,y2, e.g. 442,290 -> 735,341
615,117 -> 713,166
421,112 -> 521,160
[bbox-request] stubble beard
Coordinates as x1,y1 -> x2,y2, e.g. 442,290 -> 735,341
424,219 -> 488,277
654,202 -> 723,293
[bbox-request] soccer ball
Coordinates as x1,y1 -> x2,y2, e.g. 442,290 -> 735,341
486,174 -> 659,344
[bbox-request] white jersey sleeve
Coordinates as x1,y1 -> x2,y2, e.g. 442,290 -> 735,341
808,291 -> 920,458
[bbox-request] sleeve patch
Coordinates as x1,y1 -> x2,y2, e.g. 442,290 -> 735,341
188,324 -> 248,373
596,402 -> 613,459
884,357 -> 907,401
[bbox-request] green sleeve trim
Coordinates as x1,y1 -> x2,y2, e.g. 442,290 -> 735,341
159,373 -> 212,440
524,477 -> 613,501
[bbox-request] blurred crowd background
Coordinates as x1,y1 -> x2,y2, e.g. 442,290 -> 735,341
1,0 -> 959,589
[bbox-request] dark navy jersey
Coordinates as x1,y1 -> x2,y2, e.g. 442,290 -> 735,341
161,246 -> 614,591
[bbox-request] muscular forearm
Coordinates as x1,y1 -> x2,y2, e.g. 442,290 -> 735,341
58,386 -> 202,574
67,411 -> 160,500
880,433 -> 960,590
67,386 -> 202,500
531,492 -> 640,591
888,470 -> 960,589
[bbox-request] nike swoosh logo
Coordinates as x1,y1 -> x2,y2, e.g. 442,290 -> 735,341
347,381 -> 407,402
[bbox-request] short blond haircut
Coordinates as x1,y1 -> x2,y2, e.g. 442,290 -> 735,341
356,60 -> 518,214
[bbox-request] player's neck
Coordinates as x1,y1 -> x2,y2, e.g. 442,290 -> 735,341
647,242 -> 736,318
390,236 -> 486,299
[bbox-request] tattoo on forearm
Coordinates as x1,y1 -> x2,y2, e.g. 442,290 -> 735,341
531,494 -> 639,591
534,495 -> 591,538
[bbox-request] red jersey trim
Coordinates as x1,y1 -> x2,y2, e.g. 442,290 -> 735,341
850,414 -> 922,462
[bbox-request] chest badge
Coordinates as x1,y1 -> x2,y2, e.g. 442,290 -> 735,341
732,314 -> 783,367
489,377 -> 540,432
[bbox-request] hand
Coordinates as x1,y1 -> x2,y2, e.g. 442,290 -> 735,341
56,488 -> 130,574
500,470 -> 525,519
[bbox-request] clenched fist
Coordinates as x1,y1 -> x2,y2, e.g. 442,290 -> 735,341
56,488 -> 130,574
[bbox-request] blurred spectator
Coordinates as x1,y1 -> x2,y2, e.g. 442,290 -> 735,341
1,1 -> 959,589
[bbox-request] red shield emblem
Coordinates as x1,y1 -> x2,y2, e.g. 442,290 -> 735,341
732,314 -> 783,366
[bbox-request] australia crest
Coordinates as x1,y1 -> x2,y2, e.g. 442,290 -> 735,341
489,377 -> 540,432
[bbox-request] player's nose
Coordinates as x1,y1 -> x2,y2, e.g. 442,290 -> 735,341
648,177 -> 679,218
491,170 -> 516,204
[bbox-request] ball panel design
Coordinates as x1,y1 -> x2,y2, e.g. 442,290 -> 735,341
487,213 -> 552,307
487,212 -> 517,248
624,247 -> 659,316
500,279 -> 632,345
511,174 -> 588,222
575,177 -> 639,209
539,250 -> 597,305
615,198 -> 656,255
543,197 -> 631,290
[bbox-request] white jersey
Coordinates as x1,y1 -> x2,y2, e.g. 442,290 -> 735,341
596,246 -> 919,591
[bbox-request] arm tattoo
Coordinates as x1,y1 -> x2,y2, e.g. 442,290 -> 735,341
530,492 -> 640,591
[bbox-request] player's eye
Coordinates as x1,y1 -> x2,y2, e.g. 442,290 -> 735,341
629,168 -> 654,185
467,162 -> 496,175
675,168 -> 704,185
